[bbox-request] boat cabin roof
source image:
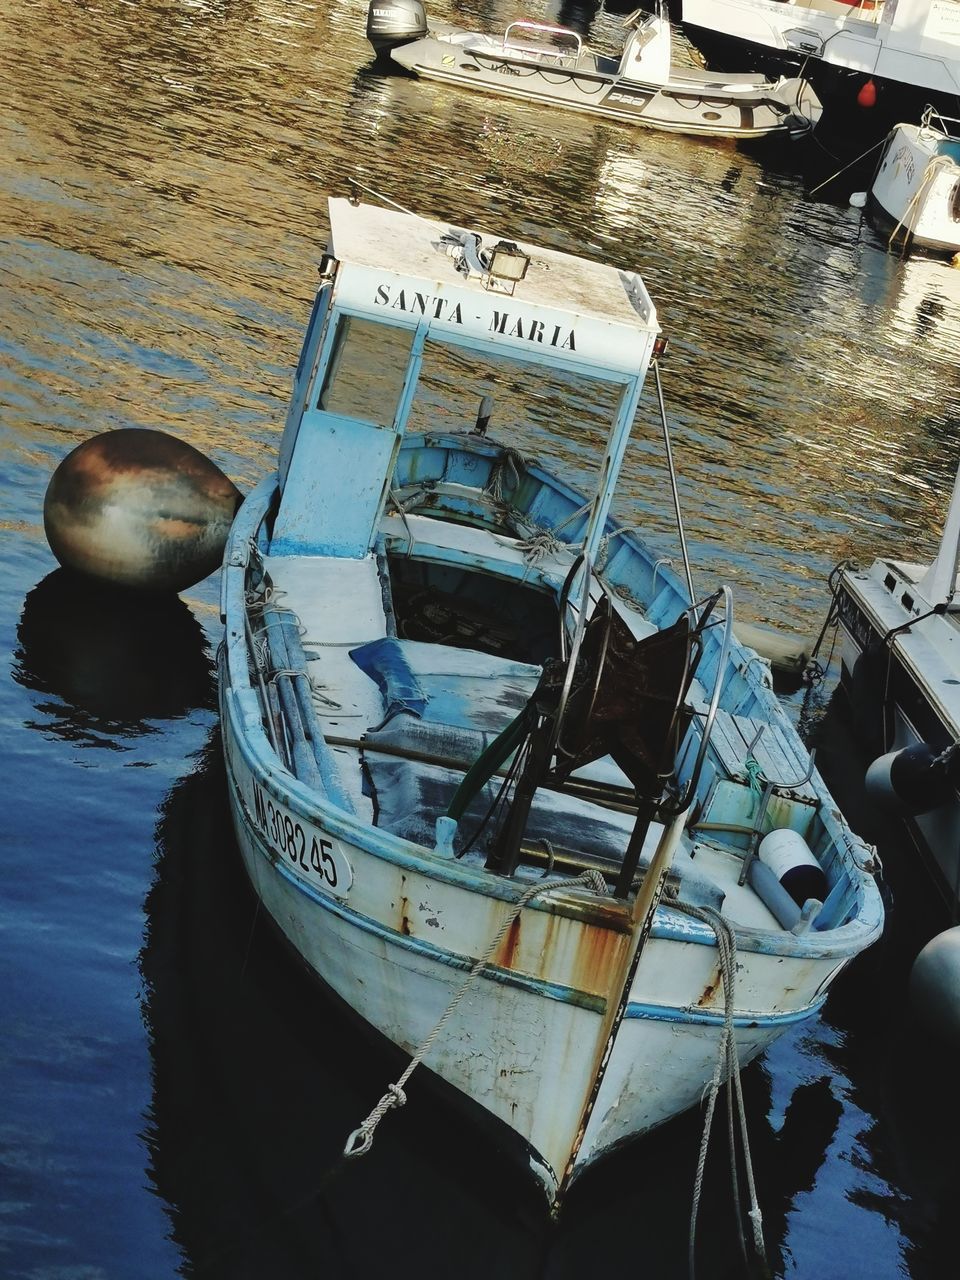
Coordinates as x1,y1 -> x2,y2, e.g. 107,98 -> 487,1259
327,198 -> 659,377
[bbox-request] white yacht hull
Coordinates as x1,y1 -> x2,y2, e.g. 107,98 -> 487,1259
681,0 -> 960,97
836,560 -> 960,909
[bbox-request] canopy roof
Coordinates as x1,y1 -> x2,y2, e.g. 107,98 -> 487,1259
326,197 -> 659,377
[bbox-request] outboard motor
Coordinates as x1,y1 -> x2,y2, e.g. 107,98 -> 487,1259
366,0 -> 428,55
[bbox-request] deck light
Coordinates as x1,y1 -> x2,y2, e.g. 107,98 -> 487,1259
487,240 -> 530,284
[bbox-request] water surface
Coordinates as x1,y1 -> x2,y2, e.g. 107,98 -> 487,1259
2,2 -> 959,1277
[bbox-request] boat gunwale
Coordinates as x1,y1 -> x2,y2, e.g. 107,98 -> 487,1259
221,470 -> 883,960
223,736 -> 843,1021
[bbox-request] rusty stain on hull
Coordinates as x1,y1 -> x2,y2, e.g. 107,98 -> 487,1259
494,916 -> 523,971
698,969 -> 721,1006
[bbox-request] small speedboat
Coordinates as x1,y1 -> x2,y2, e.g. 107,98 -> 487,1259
867,109 -> 960,256
366,3 -> 822,140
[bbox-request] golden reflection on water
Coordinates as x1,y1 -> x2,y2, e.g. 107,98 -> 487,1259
2,0 -> 960,631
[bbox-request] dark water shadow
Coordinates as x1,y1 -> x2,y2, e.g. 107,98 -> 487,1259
139,742 -> 848,1279
802,685 -> 960,1280
141,739 -> 555,1280
13,568 -> 215,743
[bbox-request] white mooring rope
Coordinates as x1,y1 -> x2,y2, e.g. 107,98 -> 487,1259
343,868 -> 608,1159
678,902 -> 768,1279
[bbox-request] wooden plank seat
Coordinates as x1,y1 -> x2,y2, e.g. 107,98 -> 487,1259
694,702 -> 818,805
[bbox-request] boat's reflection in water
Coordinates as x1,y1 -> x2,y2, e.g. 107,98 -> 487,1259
139,748 -> 844,1278
13,569 -> 216,738
140,740 -> 556,1278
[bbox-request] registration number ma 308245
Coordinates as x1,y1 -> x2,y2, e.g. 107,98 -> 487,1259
251,779 -> 353,896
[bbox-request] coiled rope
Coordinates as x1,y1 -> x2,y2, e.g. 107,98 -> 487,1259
344,868 -> 608,1159
676,902 -> 767,1280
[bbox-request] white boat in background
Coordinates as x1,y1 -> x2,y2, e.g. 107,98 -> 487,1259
868,109 -> 960,255
366,3 -> 822,140
681,0 -> 960,112
833,464 -> 960,913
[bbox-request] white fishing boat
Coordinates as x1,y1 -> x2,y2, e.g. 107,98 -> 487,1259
206,194 -> 883,1210
366,3 -> 822,139
867,108 -> 960,255
40,191 -> 884,1214
832,463 -> 960,913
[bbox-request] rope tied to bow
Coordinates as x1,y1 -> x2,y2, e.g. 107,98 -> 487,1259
343,868 -> 608,1160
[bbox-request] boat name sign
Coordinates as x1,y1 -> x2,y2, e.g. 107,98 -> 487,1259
338,264 -> 654,374
249,775 -> 354,897
373,280 -> 576,349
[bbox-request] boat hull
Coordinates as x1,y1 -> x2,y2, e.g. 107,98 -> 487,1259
221,699 -> 843,1199
869,123 -> 960,255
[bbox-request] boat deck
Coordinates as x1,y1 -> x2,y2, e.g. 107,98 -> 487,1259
263,547 -> 788,933
844,557 -> 960,733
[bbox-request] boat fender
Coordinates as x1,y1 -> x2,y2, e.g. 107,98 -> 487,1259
909,926 -> 960,1048
757,828 -> 828,908
747,859 -> 822,933
864,742 -> 957,817
857,78 -> 877,109
365,0 -> 428,54
434,815 -> 458,857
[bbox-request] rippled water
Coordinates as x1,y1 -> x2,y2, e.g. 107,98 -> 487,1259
2,2 -> 960,1277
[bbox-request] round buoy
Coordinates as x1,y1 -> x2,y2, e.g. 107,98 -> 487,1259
44,428 -> 242,593
909,926 -> 960,1048
857,79 -> 877,108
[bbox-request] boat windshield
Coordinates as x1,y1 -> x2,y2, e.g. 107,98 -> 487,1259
318,314 -> 416,429
313,312 -> 634,467
406,337 -> 626,480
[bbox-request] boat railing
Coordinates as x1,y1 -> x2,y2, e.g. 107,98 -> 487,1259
920,105 -> 960,138
672,586 -> 733,815
502,21 -> 582,65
